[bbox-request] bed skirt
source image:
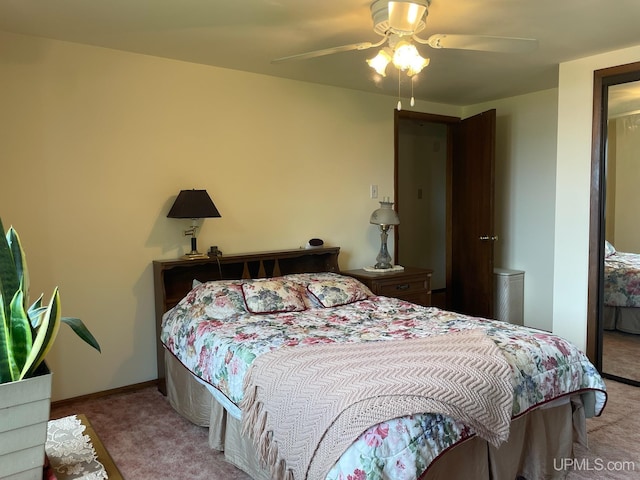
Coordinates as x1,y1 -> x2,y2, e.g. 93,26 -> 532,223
604,306 -> 640,334
165,350 -> 585,480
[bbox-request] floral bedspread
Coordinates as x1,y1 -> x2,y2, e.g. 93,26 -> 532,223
604,251 -> 640,307
161,274 -> 606,480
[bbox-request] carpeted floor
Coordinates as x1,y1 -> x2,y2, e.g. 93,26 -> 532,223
50,380 -> 639,479
602,330 -> 640,382
567,379 -> 640,479
50,386 -> 251,480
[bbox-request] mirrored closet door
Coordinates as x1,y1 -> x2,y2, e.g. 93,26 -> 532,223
591,63 -> 640,387
600,79 -> 640,385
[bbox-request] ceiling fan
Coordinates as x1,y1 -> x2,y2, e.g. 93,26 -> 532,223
272,0 -> 538,72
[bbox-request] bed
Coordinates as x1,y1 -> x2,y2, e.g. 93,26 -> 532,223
603,240 -> 640,334
153,247 -> 607,480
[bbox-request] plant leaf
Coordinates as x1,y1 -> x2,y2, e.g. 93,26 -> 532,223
9,289 -> 32,374
7,227 -> 29,308
27,294 -> 45,328
0,290 -> 19,383
20,288 -> 61,379
61,317 -> 101,353
0,218 -> 19,320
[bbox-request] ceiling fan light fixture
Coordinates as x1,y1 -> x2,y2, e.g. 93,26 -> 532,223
367,48 -> 393,76
392,40 -> 429,75
407,56 -> 430,76
388,1 -> 428,34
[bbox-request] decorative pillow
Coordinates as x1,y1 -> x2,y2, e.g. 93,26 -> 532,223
190,281 -> 247,320
283,272 -> 347,308
307,276 -> 372,308
242,279 -> 307,314
605,240 -> 616,258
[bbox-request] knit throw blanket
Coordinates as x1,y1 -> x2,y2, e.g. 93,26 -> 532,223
240,329 -> 513,480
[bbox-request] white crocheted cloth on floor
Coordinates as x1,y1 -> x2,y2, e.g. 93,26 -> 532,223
46,415 -> 107,480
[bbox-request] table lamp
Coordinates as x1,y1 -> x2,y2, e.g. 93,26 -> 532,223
369,197 -> 400,269
167,189 -> 221,259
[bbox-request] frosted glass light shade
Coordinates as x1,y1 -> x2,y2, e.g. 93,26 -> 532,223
370,199 -> 400,226
367,49 -> 393,76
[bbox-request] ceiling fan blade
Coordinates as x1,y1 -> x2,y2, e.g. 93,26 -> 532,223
272,41 -> 378,64
416,34 -> 538,53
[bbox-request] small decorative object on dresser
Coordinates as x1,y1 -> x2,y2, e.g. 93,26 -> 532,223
342,266 -> 433,306
305,238 -> 324,249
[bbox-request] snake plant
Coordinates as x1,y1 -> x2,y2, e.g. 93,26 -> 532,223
0,218 -> 100,384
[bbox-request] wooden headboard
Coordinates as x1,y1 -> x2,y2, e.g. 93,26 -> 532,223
152,247 -> 340,394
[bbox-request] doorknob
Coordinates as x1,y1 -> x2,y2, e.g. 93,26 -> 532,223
479,236 -> 499,241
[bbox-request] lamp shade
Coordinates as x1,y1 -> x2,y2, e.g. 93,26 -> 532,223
167,189 -> 221,219
370,199 -> 400,226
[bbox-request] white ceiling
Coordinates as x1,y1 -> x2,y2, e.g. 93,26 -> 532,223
1,0 -> 640,106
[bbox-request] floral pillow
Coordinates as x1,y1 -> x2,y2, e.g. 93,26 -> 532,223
307,276 -> 372,307
605,240 -> 616,258
188,280 -> 247,320
284,272 -> 350,308
242,279 -> 307,314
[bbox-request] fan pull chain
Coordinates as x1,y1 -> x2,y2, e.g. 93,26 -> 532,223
410,76 -> 415,107
397,71 -> 402,111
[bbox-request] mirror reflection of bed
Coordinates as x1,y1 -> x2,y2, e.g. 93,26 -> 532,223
602,242 -> 640,382
602,241 -> 640,380
601,78 -> 640,385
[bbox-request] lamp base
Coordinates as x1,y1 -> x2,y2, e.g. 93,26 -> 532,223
181,252 -> 209,260
363,265 -> 405,273
181,232 -> 209,260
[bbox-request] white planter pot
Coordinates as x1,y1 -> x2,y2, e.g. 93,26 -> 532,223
0,364 -> 52,480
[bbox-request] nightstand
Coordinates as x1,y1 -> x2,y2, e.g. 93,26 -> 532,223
343,267 -> 433,306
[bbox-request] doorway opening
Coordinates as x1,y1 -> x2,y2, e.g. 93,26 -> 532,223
396,117 -> 448,308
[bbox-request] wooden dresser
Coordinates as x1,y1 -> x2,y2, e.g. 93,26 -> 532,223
342,267 -> 433,306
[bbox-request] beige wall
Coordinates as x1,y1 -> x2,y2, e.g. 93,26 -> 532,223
0,31 -> 462,400
613,116 -> 640,251
554,44 -> 640,349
